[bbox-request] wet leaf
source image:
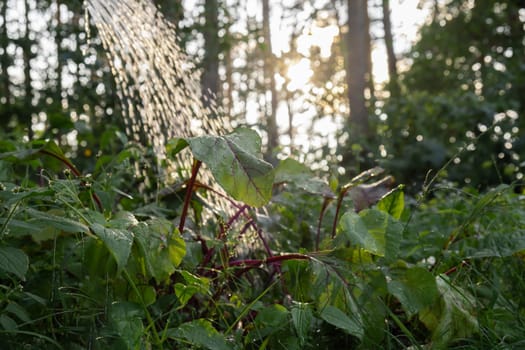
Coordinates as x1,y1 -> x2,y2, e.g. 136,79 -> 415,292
90,223 -> 133,271
108,301 -> 144,349
132,219 -> 186,282
188,128 -> 274,207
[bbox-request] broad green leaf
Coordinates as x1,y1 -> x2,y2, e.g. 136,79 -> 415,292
386,267 -> 438,317
274,158 -> 334,197
166,137 -> 189,157
338,209 -> 402,260
128,285 -> 156,306
25,208 -> 89,234
338,210 -> 383,256
90,223 -> 133,271
0,247 -> 29,280
255,304 -> 289,328
109,211 -> 139,229
6,302 -> 31,323
188,128 -> 274,207
0,314 -> 17,331
108,302 -> 144,349
132,219 -> 186,282
291,303 -> 314,346
174,283 -> 200,307
174,271 -> 210,307
419,275 -> 478,348
0,141 -> 45,161
377,185 -> 405,219
248,304 -> 289,343
167,319 -> 231,350
320,305 -> 364,339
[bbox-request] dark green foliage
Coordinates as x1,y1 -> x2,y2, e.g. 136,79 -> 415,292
0,130 -> 524,349
374,1 -> 525,190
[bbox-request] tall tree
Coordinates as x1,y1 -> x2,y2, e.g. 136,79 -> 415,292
346,0 -> 370,141
262,0 -> 278,160
382,0 -> 399,95
0,0 -> 10,110
23,0 -> 34,139
201,0 -> 220,105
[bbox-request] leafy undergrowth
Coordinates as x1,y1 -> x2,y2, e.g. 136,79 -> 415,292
0,128 -> 524,349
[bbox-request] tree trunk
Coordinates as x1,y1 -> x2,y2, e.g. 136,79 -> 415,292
55,0 -> 63,99
382,0 -> 399,95
262,0 -> 278,161
1,0 -> 10,109
23,0 -> 33,139
224,21 -> 234,117
201,0 -> 220,107
346,0 -> 370,141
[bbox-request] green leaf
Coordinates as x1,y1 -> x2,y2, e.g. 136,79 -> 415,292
174,271 -> 210,307
338,209 -> 403,260
386,267 -> 439,317
25,208 -> 89,234
188,128 -> 274,207
255,304 -> 289,328
0,314 -> 17,331
0,247 -> 29,280
274,158 -> 334,197
291,303 -> 314,346
167,319 -> 231,350
419,275 -> 478,348
108,301 -> 144,349
132,219 -> 186,282
90,223 -> 133,271
320,305 -> 364,339
166,137 -> 189,157
377,185 -> 405,220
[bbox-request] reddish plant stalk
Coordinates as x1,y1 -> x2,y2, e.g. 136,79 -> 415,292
316,197 -> 333,250
178,159 -> 202,233
227,253 -> 310,268
39,149 -> 104,212
331,187 -> 352,238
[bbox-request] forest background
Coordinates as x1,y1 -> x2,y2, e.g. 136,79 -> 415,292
2,0 -> 524,188
1,0 -> 525,348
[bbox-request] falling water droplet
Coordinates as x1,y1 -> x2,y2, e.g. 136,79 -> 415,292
84,0 -> 233,212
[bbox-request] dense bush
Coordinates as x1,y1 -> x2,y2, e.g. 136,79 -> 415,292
1,128 -> 524,349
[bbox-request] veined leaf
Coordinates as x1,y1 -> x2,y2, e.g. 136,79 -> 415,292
0,247 -> 29,280
377,185 -> 405,220
90,223 -> 133,271
174,271 -> 210,307
320,305 -> 364,339
188,128 -> 274,207
167,319 -> 231,350
132,219 -> 186,282
108,302 -> 144,349
274,158 -> 334,197
25,208 -> 89,234
386,266 -> 438,317
419,275 -> 478,348
338,209 -> 402,260
291,303 -> 314,346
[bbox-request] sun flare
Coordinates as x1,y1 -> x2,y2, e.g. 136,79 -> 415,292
286,58 -> 313,92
